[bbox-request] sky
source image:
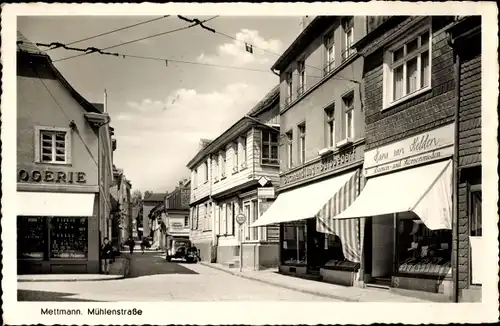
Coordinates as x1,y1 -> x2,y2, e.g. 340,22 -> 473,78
18,15 -> 302,193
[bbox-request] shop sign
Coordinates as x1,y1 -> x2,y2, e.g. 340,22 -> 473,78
364,123 -> 455,177
18,169 -> 87,184
172,222 -> 183,230
281,144 -> 364,187
258,187 -> 275,199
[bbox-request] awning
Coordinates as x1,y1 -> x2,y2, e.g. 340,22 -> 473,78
251,170 -> 356,227
17,192 -> 96,217
332,160 -> 453,230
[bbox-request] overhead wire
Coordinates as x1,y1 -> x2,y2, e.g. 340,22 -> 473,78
46,15 -> 170,51
53,15 -> 219,63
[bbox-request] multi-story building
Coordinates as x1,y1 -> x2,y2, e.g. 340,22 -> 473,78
446,16 -> 482,302
187,85 -> 281,269
322,16 -> 459,299
164,180 -> 191,245
110,167 -> 133,247
141,192 -> 166,239
253,16 -> 367,283
16,32 -> 115,274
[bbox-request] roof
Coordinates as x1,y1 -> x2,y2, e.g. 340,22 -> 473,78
17,31 -> 102,114
271,16 -> 337,71
143,192 -> 167,202
91,103 -> 105,113
246,84 -> 280,117
16,31 -> 46,55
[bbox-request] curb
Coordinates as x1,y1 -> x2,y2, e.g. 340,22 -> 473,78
18,275 -> 125,283
199,262 -> 358,302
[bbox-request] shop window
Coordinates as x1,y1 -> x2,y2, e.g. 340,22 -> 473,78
50,217 -> 88,258
261,131 -> 279,165
17,216 -> 47,259
281,223 -> 306,265
396,212 -> 451,276
35,126 -> 71,164
470,190 -> 482,237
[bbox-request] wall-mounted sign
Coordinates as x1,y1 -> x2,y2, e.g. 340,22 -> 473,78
172,222 -> 183,230
258,187 -> 275,199
281,144 -> 364,188
18,169 -> 87,184
364,123 -> 455,177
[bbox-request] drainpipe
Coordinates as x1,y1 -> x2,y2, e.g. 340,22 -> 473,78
448,33 -> 460,303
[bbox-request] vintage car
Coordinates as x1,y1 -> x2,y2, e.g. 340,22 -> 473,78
166,239 -> 200,263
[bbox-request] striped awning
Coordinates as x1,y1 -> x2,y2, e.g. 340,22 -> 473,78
316,169 -> 365,263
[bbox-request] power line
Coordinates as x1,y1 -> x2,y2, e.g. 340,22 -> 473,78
46,15 -> 170,51
53,15 -> 219,63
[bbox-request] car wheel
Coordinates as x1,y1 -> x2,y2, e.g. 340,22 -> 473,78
166,256 -> 171,262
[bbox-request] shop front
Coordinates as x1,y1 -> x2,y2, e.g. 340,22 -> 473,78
16,188 -> 100,274
332,123 -> 455,297
252,144 -> 366,285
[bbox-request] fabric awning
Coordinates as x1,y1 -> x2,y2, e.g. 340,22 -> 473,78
251,170 -> 356,227
17,192 -> 96,216
332,160 -> 453,230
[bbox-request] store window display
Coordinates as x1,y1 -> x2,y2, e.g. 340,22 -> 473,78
397,212 -> 451,276
281,223 -> 306,265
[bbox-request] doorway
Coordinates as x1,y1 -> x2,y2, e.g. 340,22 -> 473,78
370,214 -> 395,286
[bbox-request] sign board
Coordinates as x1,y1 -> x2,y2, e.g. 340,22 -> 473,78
258,176 -> 270,187
258,187 -> 275,199
18,169 -> 87,184
280,144 -> 364,188
364,123 -> 455,177
235,213 -> 246,225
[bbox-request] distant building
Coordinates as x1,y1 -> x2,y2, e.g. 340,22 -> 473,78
16,31 -> 115,274
110,167 -> 133,247
142,192 -> 166,239
187,85 -> 281,269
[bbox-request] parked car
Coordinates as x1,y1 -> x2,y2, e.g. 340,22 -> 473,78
166,239 -> 199,263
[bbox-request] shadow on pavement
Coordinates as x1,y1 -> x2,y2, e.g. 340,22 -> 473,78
126,252 -> 199,278
18,289 -> 103,302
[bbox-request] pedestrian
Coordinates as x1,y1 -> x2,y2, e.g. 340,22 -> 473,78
140,237 -> 148,254
126,236 -> 135,255
100,237 -> 113,274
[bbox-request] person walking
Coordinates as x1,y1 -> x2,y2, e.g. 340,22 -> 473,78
126,236 -> 135,255
100,237 -> 113,274
140,237 -> 148,254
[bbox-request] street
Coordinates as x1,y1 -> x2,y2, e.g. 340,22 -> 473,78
18,251 -> 335,302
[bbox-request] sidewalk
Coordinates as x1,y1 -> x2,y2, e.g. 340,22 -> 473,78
200,262 -> 449,302
18,256 -> 130,282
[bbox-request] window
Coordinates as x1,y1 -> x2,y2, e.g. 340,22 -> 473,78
396,212 -> 451,277
470,190 -> 482,237
325,105 -> 336,147
220,151 -> 226,178
36,127 -> 70,164
388,29 -> 431,104
244,203 -> 251,241
184,216 -> 189,227
193,170 -> 198,187
196,205 -> 200,230
233,142 -> 239,172
281,223 -> 307,265
286,130 -> 293,168
241,137 -> 247,167
298,124 -> 306,164
286,71 -> 293,105
204,161 -> 209,182
297,60 -> 306,95
342,17 -> 354,60
325,33 -> 335,74
343,94 -> 354,139
50,217 -> 88,258
261,131 -> 279,165
17,216 -> 47,259
213,156 -> 219,181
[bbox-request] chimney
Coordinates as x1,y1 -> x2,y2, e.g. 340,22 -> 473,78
104,89 -> 108,113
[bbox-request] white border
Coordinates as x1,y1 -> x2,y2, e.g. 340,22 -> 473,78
2,2 -> 499,325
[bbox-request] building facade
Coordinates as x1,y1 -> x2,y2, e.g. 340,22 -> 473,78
329,16 -> 458,297
446,16 -> 482,302
141,192 -> 165,240
253,16 -> 367,282
16,32 -> 115,274
110,167 -> 133,247
164,180 -> 191,247
187,86 -> 281,269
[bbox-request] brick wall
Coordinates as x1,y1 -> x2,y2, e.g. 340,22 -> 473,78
364,17 -> 456,150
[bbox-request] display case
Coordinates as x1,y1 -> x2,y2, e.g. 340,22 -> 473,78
50,217 -> 88,259
17,216 -> 47,259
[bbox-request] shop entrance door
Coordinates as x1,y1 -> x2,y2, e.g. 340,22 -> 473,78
370,214 -> 394,286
